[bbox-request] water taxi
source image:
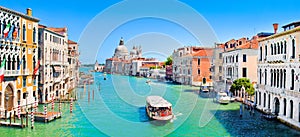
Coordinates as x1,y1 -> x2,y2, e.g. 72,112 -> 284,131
146,96 -> 173,121
216,92 -> 230,104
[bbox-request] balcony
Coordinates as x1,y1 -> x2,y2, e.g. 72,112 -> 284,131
264,85 -> 285,95
4,70 -> 21,76
266,54 -> 286,63
286,90 -> 300,98
22,69 -> 29,75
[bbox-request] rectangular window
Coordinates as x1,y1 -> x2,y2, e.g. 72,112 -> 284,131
243,54 -> 247,62
219,76 -> 222,81
198,69 -> 200,75
219,66 -> 222,73
242,68 -> 247,77
219,53 -> 222,59
45,33 -> 47,40
198,59 -> 200,66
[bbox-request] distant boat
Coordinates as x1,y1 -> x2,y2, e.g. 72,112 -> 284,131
216,92 -> 230,104
146,79 -> 151,84
103,72 -> 107,80
146,96 -> 173,121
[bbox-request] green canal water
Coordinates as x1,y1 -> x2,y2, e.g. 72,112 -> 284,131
1,68 -> 300,136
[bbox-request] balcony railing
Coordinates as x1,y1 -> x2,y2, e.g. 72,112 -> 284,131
22,69 -> 29,75
266,54 -> 286,63
4,70 -> 21,76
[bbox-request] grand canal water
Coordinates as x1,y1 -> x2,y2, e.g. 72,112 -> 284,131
0,67 -> 300,136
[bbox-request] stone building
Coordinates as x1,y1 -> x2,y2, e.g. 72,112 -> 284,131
38,25 -> 69,103
256,22 -> 300,128
0,6 -> 39,114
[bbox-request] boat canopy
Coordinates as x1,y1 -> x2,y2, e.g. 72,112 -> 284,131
146,96 -> 172,108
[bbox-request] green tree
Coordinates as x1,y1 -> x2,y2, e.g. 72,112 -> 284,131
229,78 -> 255,96
164,56 -> 172,65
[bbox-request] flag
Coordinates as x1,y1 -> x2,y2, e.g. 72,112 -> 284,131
3,23 -> 11,38
7,25 -> 14,39
0,59 -> 6,83
13,27 -> 18,40
33,60 -> 40,78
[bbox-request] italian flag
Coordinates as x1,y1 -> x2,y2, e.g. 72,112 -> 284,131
0,59 -> 6,83
3,23 -> 11,38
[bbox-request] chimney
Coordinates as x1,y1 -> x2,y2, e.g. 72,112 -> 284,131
273,23 -> 278,34
26,8 -> 32,16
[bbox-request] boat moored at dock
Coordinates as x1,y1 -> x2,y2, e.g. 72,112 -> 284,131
216,92 -> 230,104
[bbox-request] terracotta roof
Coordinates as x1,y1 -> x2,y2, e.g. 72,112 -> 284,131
47,27 -> 67,34
68,40 -> 77,44
224,36 -> 258,51
38,24 -> 47,29
192,48 -> 213,57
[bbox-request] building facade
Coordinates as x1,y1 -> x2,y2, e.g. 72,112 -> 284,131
256,22 -> 300,128
67,40 -> 79,94
0,7 -> 39,114
172,47 -> 213,87
211,43 -> 225,92
222,37 -> 259,95
38,25 -> 69,103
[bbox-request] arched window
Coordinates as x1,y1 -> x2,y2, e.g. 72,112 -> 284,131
271,44 -> 273,55
270,69 -> 273,87
280,42 -> 283,54
284,41 -> 287,54
274,44 -> 277,55
259,47 -> 262,61
280,69 -> 283,88
265,45 -> 267,58
291,69 -> 295,90
290,100 -> 293,118
263,93 -> 266,107
22,24 -> 26,41
259,69 -> 262,84
22,56 -> 26,70
277,69 -> 279,88
292,39 -> 295,59
265,69 -> 267,85
198,58 -> 200,66
284,69 -> 286,88
283,98 -> 287,116
277,43 -> 280,55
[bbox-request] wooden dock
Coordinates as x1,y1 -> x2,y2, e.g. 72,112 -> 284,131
34,112 -> 62,123
0,121 -> 25,128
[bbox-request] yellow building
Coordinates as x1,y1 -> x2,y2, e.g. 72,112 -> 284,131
0,6 -> 39,114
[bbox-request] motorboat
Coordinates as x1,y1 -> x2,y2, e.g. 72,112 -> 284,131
146,79 -> 151,84
146,96 -> 173,121
216,92 -> 230,104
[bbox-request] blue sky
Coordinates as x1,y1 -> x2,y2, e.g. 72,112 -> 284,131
1,0 -> 300,64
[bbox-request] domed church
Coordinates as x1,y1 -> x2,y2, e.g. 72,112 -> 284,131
113,37 -> 129,60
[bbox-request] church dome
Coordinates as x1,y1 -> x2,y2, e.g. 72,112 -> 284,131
114,38 -> 129,57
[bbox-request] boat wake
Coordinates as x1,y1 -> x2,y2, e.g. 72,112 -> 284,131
170,112 -> 183,123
